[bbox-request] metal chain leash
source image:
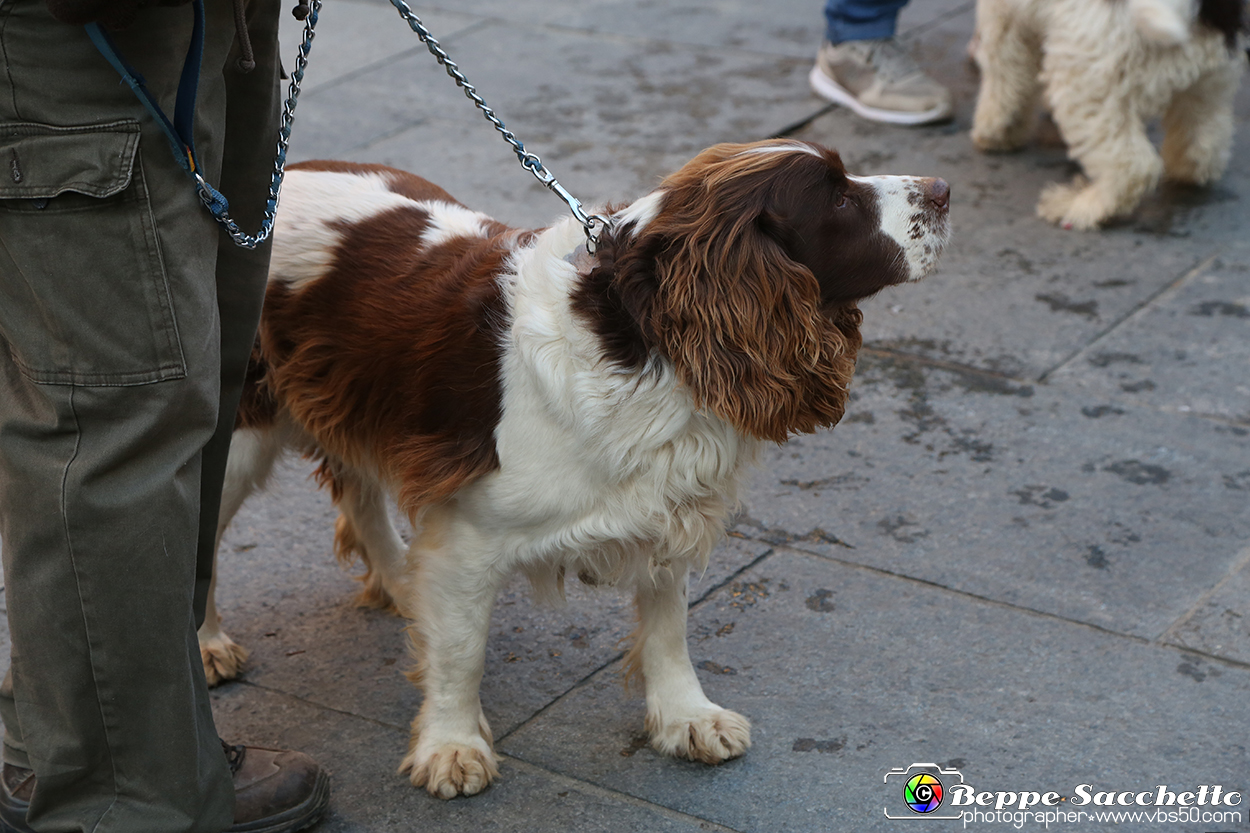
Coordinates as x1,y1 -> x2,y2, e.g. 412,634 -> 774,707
207,0 -> 606,250
386,0 -> 609,248
199,0 -> 322,248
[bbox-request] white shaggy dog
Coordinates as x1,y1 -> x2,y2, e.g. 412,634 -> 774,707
971,0 -> 1245,230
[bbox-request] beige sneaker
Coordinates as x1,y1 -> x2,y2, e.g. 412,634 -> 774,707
809,38 -> 953,126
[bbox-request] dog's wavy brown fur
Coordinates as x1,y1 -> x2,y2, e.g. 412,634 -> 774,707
253,166 -> 521,516
631,144 -> 863,442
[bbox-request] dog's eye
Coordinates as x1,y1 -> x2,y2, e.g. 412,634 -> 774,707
835,193 -> 849,209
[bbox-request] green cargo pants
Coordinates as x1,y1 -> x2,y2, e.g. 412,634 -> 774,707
0,0 -> 282,829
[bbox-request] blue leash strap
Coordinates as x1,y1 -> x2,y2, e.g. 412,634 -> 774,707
172,0 -> 205,163
85,0 -> 232,219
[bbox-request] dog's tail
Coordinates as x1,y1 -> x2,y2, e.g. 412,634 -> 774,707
1129,0 -> 1246,47
234,338 -> 279,431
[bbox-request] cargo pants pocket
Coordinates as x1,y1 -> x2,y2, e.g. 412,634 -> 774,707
0,120 -> 186,386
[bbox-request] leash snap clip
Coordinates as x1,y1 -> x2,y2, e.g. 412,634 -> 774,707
582,213 -> 610,253
527,162 -> 608,252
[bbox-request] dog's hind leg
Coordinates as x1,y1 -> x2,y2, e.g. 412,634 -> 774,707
626,567 -> 751,765
1162,61 -> 1241,187
326,465 -> 410,614
970,1 -> 1042,151
199,426 -> 284,685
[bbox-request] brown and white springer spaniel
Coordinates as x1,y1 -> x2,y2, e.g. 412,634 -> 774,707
198,140 -> 950,798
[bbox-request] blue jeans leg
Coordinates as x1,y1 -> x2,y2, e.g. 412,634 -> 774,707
824,0 -> 909,44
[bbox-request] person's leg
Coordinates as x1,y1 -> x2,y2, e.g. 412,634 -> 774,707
823,0 -> 909,44
0,676 -> 23,771
812,0 -> 953,126
0,1 -> 244,830
194,7 -> 334,825
192,0 -> 284,633
0,331 -> 232,833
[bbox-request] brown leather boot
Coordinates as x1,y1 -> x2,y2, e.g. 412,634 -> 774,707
0,742 -> 329,833
222,742 -> 330,832
0,765 -> 32,833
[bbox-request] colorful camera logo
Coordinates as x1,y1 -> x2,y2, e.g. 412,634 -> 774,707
904,772 -> 944,813
884,763 -> 965,820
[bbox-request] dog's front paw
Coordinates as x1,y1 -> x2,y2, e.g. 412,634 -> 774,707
400,738 -> 499,799
1036,181 -> 1079,225
400,711 -> 498,799
1037,178 -> 1105,230
648,706 -> 751,765
200,632 -> 248,686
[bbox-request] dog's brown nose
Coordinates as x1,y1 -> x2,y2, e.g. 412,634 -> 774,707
928,178 -> 950,210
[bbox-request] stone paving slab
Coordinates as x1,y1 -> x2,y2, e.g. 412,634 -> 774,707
500,548 -> 1250,832
345,0 -> 971,56
732,353 -> 1250,640
210,684 -> 729,833
285,9 -> 822,160
857,216 -> 1207,382
1167,546 -> 1250,665
1047,254 -> 1250,425
278,3 -> 481,97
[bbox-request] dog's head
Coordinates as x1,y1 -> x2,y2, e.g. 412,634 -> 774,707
576,140 -> 950,442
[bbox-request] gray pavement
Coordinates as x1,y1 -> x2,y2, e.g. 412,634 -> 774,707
3,1 -> 1250,830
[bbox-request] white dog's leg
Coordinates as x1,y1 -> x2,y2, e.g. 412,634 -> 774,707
1037,122 -> 1161,230
399,513 -> 503,799
1038,45 -> 1164,230
329,466 -> 410,614
199,427 -> 283,686
628,568 -> 751,764
1162,61 -> 1242,187
970,0 -> 1042,151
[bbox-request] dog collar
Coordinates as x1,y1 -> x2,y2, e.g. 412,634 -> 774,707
562,242 -> 595,275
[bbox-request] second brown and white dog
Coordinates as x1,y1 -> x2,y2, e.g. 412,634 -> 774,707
971,0 -> 1245,230
198,140 -> 950,798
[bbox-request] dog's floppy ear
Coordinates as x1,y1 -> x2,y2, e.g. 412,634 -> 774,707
577,143 -> 864,441
643,203 -> 861,443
